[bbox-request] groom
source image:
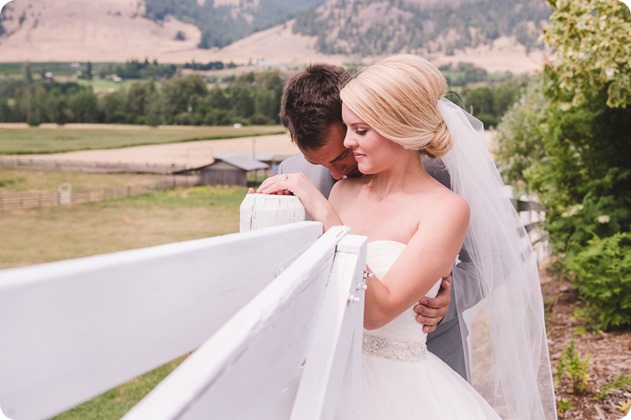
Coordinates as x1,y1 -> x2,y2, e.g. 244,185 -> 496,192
277,63 -> 481,379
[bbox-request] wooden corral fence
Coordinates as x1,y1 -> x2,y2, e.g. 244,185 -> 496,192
0,176 -> 199,211
0,157 -> 190,175
0,195 -> 367,420
511,193 -> 549,262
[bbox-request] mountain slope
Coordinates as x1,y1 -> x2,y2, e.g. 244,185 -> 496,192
0,0 -> 210,63
294,0 -> 550,56
0,0 -> 548,73
145,0 -> 326,48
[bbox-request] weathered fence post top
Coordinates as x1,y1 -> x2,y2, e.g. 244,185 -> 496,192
240,193 -> 307,232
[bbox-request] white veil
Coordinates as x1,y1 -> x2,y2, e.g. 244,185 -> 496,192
438,99 -> 557,419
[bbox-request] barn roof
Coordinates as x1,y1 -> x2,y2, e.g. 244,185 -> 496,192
210,153 -> 269,171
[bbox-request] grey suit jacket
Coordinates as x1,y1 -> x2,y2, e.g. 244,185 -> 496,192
279,152 -> 478,380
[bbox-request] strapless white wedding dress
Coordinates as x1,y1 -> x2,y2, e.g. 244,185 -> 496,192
360,241 -> 500,419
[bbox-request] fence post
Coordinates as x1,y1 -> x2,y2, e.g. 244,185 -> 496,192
58,183 -> 72,205
240,194 -> 308,232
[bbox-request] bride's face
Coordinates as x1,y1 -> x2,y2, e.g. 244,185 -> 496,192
341,104 -> 404,175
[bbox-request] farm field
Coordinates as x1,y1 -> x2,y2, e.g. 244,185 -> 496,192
0,185 -> 246,268
0,124 -> 290,268
0,124 -> 285,155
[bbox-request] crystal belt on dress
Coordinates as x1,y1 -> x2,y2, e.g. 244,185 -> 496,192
362,334 -> 427,362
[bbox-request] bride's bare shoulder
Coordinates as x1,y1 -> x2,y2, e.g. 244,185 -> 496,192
419,185 -> 470,220
428,187 -> 470,222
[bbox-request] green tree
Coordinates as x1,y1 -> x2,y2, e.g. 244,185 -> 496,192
160,75 -> 208,124
22,62 -> 33,85
44,88 -> 71,125
126,81 -> 157,124
544,0 -> 631,108
0,99 -> 12,122
86,62 -> 93,80
494,78 -> 549,189
529,0 -> 631,328
69,90 -> 99,123
497,0 -> 631,329
23,84 -> 46,126
100,89 -> 128,123
144,91 -> 164,127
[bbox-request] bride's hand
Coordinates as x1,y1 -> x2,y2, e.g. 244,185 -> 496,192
256,173 -> 306,196
256,172 -> 343,230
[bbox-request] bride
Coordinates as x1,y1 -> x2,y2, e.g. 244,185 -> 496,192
257,55 -> 555,419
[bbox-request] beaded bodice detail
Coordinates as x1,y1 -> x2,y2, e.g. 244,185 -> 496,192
362,241 -> 441,362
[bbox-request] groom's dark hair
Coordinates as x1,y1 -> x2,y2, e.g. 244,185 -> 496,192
280,63 -> 352,151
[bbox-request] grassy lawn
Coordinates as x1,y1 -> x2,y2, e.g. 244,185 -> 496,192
54,355 -> 189,420
0,185 -> 246,268
0,124 -> 284,155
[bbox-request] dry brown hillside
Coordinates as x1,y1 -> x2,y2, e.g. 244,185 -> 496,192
0,0 -> 547,73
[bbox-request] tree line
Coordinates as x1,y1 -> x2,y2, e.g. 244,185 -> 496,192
0,66 -> 285,127
0,61 -> 522,129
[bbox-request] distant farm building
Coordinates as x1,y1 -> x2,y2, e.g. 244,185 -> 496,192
252,153 -> 292,173
185,154 -> 270,186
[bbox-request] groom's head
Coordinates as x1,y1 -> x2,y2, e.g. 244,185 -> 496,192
280,63 -> 361,180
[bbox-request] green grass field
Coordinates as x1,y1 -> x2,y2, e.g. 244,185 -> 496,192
0,62 -> 82,78
0,124 -> 284,155
77,78 -> 141,92
0,184 -> 247,268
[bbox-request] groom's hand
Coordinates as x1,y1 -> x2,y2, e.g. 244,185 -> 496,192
413,274 -> 452,333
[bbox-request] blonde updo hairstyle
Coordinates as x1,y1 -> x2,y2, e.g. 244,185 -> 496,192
339,55 -> 452,158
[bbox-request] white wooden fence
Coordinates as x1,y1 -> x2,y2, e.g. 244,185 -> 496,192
0,195 -> 367,420
512,194 -> 549,262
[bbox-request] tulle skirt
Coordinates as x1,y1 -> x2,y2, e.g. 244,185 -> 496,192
360,351 -> 500,420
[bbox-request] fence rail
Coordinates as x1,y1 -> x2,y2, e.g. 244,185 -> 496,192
0,157 -> 189,174
0,217 -> 366,420
511,195 -> 549,261
0,176 -> 199,211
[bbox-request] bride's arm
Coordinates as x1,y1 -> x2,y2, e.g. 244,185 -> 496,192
364,194 -> 470,330
256,172 -> 343,231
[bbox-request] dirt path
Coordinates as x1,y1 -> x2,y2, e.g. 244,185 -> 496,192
11,134 -> 299,168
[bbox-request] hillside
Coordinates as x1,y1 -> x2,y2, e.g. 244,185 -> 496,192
145,0 -> 325,49
294,0 -> 550,57
0,0 -> 549,74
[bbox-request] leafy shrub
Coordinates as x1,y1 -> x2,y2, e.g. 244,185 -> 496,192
555,339 -> 591,394
494,78 -> 548,189
594,374 -> 631,400
565,232 -> 631,330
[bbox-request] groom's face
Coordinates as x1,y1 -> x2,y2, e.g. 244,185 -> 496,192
301,122 -> 362,180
